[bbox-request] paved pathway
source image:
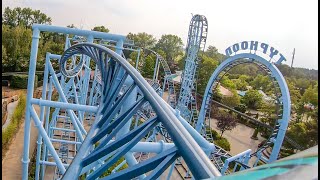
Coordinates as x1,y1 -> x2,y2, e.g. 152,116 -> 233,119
2,100 -> 19,129
2,105 -> 40,180
209,118 -> 265,165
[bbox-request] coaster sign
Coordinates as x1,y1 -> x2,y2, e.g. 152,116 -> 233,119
225,41 -> 287,64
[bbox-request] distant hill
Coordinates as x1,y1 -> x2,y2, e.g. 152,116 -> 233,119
276,64 -> 318,81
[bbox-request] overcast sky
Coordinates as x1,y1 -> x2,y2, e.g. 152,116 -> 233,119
3,0 -> 318,69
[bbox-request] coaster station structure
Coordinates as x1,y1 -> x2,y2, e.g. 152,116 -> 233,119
22,14 -> 293,180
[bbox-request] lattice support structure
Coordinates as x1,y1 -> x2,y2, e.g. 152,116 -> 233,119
22,24 -> 220,180
21,19 -> 294,179
177,14 -> 208,123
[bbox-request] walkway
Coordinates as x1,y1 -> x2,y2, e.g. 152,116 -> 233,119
2,105 -> 40,180
209,118 -> 265,165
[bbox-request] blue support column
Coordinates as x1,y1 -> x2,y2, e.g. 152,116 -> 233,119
22,28 -> 40,180
35,52 -> 51,180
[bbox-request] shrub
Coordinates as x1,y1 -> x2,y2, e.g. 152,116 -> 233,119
279,148 -> 295,158
207,128 -> 231,151
10,74 -> 38,89
215,138 -> 231,151
234,104 -> 247,113
2,94 -> 26,158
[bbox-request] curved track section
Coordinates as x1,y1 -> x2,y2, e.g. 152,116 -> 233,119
59,43 -> 220,179
177,14 -> 208,126
197,53 -> 291,164
143,48 -> 176,108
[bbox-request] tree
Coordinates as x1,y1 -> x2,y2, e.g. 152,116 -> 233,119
2,7 -> 52,28
241,89 -> 263,109
155,34 -> 183,69
250,74 -> 272,92
234,104 -> 247,113
197,54 -> 219,95
127,32 -> 156,49
204,45 -> 225,62
140,53 -> 156,79
286,78 -> 301,105
228,63 -> 259,77
216,112 -> 238,137
221,90 -> 240,108
301,86 -> 318,107
92,26 -> 110,33
67,24 -> 77,28
258,102 -> 277,126
2,25 -> 32,72
286,122 -> 308,150
286,116 -> 317,151
304,118 -> 318,147
232,79 -> 248,91
295,78 -> 311,94
2,45 -> 8,70
220,76 -> 236,90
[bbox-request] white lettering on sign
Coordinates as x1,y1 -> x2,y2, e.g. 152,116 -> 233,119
225,41 -> 286,64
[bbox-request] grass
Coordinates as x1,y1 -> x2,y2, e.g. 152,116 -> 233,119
207,128 -> 231,151
2,93 -> 27,159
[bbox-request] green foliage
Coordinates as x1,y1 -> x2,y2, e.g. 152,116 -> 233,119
258,102 -> 277,126
2,7 -> 52,28
215,138 -> 231,151
92,26 -> 110,33
221,90 -> 240,108
127,32 -> 156,49
228,63 -> 260,77
130,119 -> 144,130
197,54 -> 219,95
279,148 -> 295,158
2,45 -> 8,63
10,74 -> 38,89
286,78 -> 301,105
208,128 -> 219,139
301,86 -> 318,106
234,104 -> 247,113
204,45 -> 226,62
220,76 -> 236,90
276,64 -> 318,81
212,91 -> 223,103
232,78 -> 249,91
155,34 -> 183,69
250,74 -> 272,92
286,122 -> 307,149
2,94 -> 26,157
2,7 -> 64,73
141,54 -> 156,79
207,128 -> 231,151
2,25 -> 32,72
241,89 -> 263,109
285,118 -> 318,150
128,51 -> 139,67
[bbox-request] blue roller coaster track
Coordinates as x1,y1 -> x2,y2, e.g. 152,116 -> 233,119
19,14 -> 313,180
